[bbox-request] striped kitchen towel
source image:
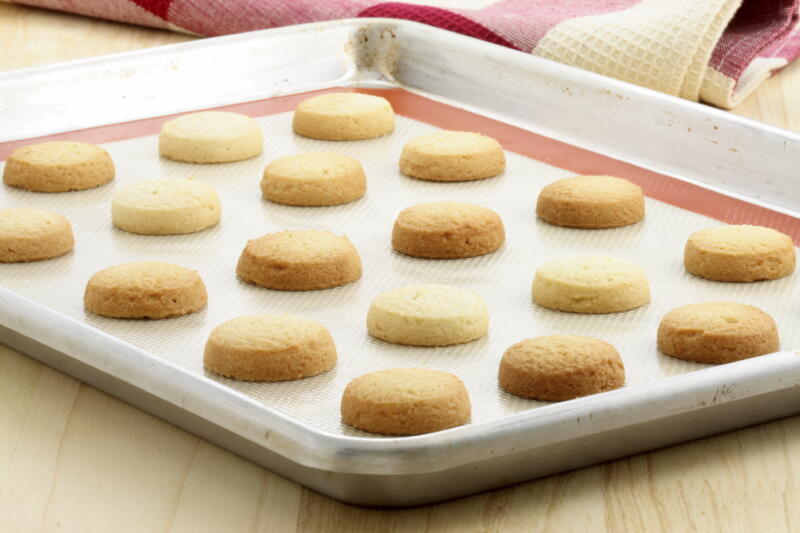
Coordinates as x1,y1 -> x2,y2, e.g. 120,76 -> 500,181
8,0 -> 800,109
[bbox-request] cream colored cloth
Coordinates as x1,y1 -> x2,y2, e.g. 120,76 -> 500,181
533,0 -> 742,106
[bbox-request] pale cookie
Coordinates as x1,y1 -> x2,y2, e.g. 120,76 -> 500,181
261,152 -> 366,206
84,261 -> 207,319
204,314 -> 336,381
237,230 -> 361,291
159,111 -> 263,163
499,335 -> 625,401
341,368 -> 471,435
399,131 -> 505,182
684,225 -> 795,282
392,201 -> 505,259
292,92 -> 395,140
657,302 -> 779,364
367,284 -> 489,346
0,208 -> 74,262
536,175 -> 645,228
3,141 -> 114,192
532,255 -> 650,314
111,178 -> 221,235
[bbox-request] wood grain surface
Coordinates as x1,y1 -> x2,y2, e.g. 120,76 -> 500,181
1,3 -> 798,532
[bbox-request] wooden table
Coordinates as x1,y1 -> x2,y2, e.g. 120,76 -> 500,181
1,4 -> 798,531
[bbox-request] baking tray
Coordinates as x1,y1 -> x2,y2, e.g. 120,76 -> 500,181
1,20 -> 799,507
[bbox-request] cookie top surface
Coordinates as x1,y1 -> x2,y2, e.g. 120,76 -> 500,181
687,225 -> 793,255
395,202 -> 501,231
344,368 -> 466,403
244,230 -> 355,263
657,301 -> 779,363
295,92 -> 391,115
161,111 -> 259,139
7,141 -> 109,166
264,152 -> 361,180
370,284 -> 486,318
88,261 -> 202,291
0,208 -> 69,238
659,302 -> 776,336
499,335 -> 625,401
403,131 -> 501,156
536,255 -> 646,287
207,314 -> 330,352
4,141 -> 115,192
502,335 -> 621,374
112,178 -> 219,210
538,175 -> 642,202
342,368 -> 471,435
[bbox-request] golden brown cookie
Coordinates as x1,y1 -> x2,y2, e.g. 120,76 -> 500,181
536,175 -> 644,228
499,335 -> 625,401
367,284 -> 489,346
532,255 -> 650,313
261,152 -> 366,206
399,131 -> 505,182
204,314 -> 337,381
0,208 -> 74,262
3,141 -> 114,192
159,111 -> 263,163
292,92 -> 395,141
84,261 -> 207,319
392,201 -> 505,259
684,225 -> 795,282
341,368 -> 471,435
657,302 -> 779,364
236,230 -> 362,291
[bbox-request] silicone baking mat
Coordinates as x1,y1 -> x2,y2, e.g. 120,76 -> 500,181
1,89 -> 798,438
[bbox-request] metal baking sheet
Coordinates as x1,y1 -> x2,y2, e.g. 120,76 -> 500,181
1,20 -> 799,506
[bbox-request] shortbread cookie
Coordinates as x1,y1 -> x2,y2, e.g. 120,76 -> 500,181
111,178 -> 221,235
204,314 -> 336,381
261,152 -> 366,206
341,368 -> 471,435
292,92 -> 394,140
159,111 -> 263,163
536,175 -> 645,228
499,335 -> 625,401
367,284 -> 489,346
392,202 -> 505,259
399,131 -> 505,182
0,208 -> 74,262
658,302 -> 779,364
532,255 -> 650,313
3,141 -> 114,192
684,225 -> 795,282
237,230 -> 361,291
84,261 -> 207,319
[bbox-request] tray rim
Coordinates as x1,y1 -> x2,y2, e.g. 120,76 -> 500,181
1,18 -> 800,496
4,18 -> 800,142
